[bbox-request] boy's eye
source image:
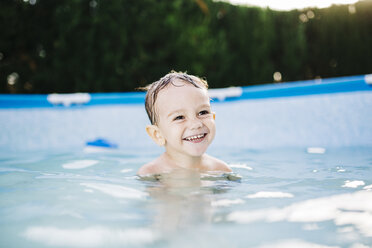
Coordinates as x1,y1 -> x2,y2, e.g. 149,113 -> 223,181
199,110 -> 210,116
173,115 -> 184,121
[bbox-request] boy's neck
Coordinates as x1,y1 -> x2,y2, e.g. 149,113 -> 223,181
163,151 -> 203,171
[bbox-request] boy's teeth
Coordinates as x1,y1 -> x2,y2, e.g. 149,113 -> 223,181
185,134 -> 205,141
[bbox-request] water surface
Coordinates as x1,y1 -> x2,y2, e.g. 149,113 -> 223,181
1,147 -> 371,248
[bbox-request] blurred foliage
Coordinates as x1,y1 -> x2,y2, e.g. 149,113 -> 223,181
1,0 -> 372,93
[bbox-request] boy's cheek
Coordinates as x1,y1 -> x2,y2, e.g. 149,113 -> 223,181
207,118 -> 216,125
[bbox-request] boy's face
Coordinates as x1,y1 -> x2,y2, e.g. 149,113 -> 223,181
154,80 -> 216,158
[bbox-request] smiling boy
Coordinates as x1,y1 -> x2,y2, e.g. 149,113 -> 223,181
137,71 -> 231,176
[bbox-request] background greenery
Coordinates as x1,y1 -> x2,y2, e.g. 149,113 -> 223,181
1,0 -> 371,93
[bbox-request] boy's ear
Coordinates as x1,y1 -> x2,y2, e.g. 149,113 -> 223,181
145,125 -> 166,146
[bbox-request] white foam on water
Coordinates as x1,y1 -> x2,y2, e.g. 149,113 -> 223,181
211,198 -> 245,207
363,184 -> 372,191
246,191 -> 294,199
338,226 -> 355,233
62,160 -> 98,169
229,163 -> 253,170
0,167 -> 28,173
307,147 -> 326,154
23,226 -> 157,247
255,239 -> 339,248
228,190 -> 372,237
120,168 -> 133,173
336,226 -> 361,241
80,183 -> 148,200
342,180 -> 365,188
350,243 -> 371,248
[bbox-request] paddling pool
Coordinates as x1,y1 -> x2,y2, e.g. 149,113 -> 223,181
0,75 -> 372,248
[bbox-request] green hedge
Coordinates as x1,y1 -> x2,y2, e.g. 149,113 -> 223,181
1,0 -> 371,93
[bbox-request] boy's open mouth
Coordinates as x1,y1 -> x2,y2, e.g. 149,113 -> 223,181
183,133 -> 207,143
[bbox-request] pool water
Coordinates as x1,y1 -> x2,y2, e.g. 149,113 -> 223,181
1,77 -> 372,247
1,146 -> 371,248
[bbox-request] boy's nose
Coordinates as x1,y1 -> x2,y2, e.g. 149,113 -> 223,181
189,118 -> 203,130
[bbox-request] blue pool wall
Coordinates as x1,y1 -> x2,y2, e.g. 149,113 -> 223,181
1,74 -> 371,108
0,74 -> 371,152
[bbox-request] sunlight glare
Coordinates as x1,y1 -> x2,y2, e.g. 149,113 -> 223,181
223,0 -> 359,10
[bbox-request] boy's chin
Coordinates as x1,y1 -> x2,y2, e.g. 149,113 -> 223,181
185,148 -> 209,157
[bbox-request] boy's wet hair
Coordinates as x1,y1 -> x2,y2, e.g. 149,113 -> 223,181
141,71 -> 209,125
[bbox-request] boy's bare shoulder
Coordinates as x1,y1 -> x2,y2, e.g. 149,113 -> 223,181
137,157 -> 169,176
203,154 -> 232,173
137,154 -> 231,176
137,161 -> 159,176
137,162 -> 154,176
